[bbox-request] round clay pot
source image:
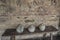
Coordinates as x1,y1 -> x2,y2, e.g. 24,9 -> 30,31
28,25 -> 35,32
16,24 -> 24,33
39,24 -> 46,31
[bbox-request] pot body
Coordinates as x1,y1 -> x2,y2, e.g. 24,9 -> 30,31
39,24 -> 46,31
28,25 -> 35,32
16,25 -> 24,33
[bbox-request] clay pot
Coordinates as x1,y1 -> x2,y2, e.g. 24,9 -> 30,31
16,24 -> 24,33
28,25 -> 35,32
39,24 -> 46,31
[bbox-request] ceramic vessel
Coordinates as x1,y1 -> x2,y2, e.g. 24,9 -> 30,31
39,24 -> 46,31
28,25 -> 35,32
16,24 -> 24,33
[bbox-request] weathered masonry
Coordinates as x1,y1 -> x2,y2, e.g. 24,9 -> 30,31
0,0 -> 59,29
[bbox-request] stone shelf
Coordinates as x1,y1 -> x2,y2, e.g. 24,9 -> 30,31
2,26 -> 58,40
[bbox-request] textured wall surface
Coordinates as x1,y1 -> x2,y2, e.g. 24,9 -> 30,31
0,0 -> 59,29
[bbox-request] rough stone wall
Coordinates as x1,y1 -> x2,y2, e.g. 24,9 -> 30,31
0,0 -> 59,29
56,0 -> 60,28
